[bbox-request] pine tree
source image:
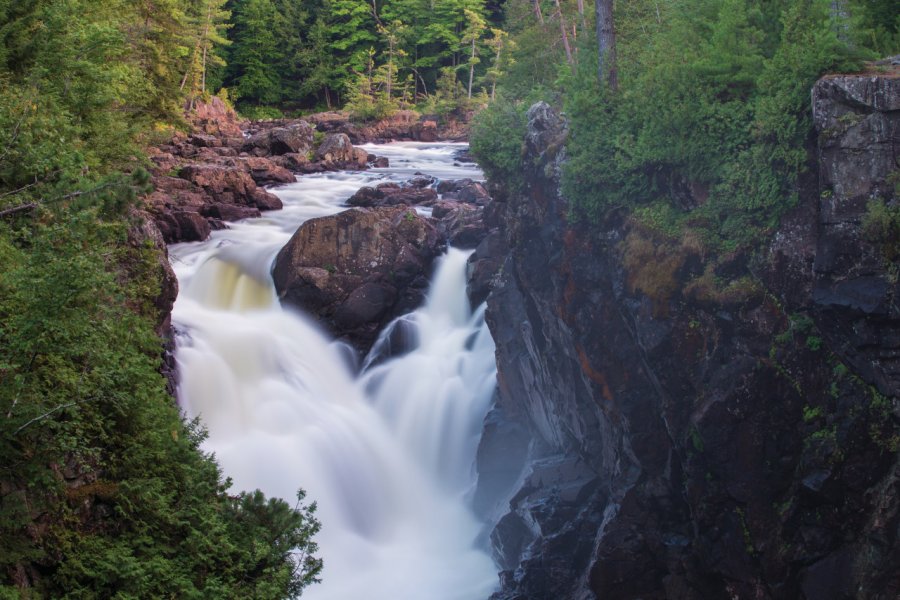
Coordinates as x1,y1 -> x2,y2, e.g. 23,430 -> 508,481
228,0 -> 283,105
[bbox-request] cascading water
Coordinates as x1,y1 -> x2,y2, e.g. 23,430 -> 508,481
170,143 -> 498,599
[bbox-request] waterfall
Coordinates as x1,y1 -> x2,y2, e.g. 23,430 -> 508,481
170,143 -> 498,599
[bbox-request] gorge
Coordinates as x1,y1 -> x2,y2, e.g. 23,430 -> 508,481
170,143 -> 501,599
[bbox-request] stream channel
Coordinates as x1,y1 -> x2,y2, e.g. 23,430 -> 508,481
169,143 -> 500,599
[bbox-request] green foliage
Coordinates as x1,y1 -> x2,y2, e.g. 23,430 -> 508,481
540,0 -> 878,252
0,2 -> 322,596
469,94 -> 526,191
861,195 -> 900,262
228,0 -> 284,106
219,0 -> 502,113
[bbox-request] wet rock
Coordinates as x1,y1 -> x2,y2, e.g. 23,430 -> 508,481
431,200 -> 486,249
157,210 -> 211,244
272,206 -> 446,352
369,155 -> 390,168
346,182 -> 438,207
272,152 -> 313,171
243,121 -> 315,156
316,133 -> 365,166
438,178 -> 491,205
466,230 -> 505,307
178,163 -> 259,205
201,204 -> 261,221
236,156 -> 296,185
250,189 -> 283,211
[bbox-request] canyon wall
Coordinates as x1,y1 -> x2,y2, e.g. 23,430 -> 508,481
474,70 -> 899,599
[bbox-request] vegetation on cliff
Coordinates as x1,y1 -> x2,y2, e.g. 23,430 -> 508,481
472,0 -> 898,251
0,1 -> 321,596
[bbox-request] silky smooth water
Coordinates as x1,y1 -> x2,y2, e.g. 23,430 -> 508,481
170,143 -> 498,599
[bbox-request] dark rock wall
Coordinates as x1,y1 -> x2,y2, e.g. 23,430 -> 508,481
477,72 -> 899,599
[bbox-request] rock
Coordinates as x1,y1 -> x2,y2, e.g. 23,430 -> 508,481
250,189 -> 283,211
370,155 -> 390,168
316,133 -> 367,167
272,206 -> 446,351
431,200 -> 486,248
442,180 -> 490,205
408,174 -> 437,188
189,133 -> 219,148
237,156 -> 295,185
191,97 -> 243,138
480,83 -> 900,600
179,163 -> 259,205
272,152 -> 312,171
453,147 -> 476,163
811,71 -> 900,395
201,204 -> 261,221
243,121 -> 315,156
177,163 -> 282,211
157,210 -> 211,244
128,211 -> 179,334
346,182 -> 438,207
466,229 -> 505,307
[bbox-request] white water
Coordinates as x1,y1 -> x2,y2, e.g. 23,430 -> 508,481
170,143 -> 498,599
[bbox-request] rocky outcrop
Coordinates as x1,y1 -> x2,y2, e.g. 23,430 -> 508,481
315,133 -> 368,168
272,206 -> 446,352
811,71 -> 900,396
475,80 -> 900,599
307,110 -> 470,143
243,121 -> 315,156
346,182 -> 438,207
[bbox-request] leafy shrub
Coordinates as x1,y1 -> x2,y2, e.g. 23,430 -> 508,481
469,94 -> 527,192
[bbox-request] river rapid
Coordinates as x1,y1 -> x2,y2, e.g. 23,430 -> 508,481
168,143 -> 499,599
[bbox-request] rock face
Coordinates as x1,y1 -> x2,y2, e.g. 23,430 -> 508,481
811,72 -> 900,396
346,182 -> 438,207
272,206 -> 446,351
475,82 -> 900,599
315,133 -> 369,168
243,121 -> 315,156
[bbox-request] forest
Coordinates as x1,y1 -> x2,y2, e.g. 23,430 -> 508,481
0,0 -> 898,597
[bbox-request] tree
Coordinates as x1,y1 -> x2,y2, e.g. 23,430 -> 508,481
228,0 -> 283,106
596,0 -> 617,89
462,8 -> 487,97
181,0 -> 232,109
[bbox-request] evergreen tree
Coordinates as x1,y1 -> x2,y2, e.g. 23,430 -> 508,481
228,0 -> 284,106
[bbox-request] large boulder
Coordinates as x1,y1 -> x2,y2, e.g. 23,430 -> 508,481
432,200 -> 487,248
243,121 -> 315,156
316,133 -> 368,167
235,156 -> 295,185
178,163 -> 282,211
273,206 -> 446,351
156,210 -> 212,244
438,178 -> 491,205
346,182 -> 438,207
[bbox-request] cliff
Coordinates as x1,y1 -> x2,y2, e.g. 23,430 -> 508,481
474,69 -> 899,598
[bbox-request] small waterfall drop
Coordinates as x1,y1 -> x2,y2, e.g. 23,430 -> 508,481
170,143 -> 498,600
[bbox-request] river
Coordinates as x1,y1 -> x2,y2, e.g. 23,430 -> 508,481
168,143 -> 499,599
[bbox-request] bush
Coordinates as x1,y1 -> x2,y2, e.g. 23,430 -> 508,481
469,95 -> 527,192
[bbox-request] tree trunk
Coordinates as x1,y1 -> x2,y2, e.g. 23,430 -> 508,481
201,1 -> 212,95
830,1 -> 851,43
468,38 -> 476,98
595,0 -> 617,89
533,0 -> 544,25
554,0 -> 574,65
